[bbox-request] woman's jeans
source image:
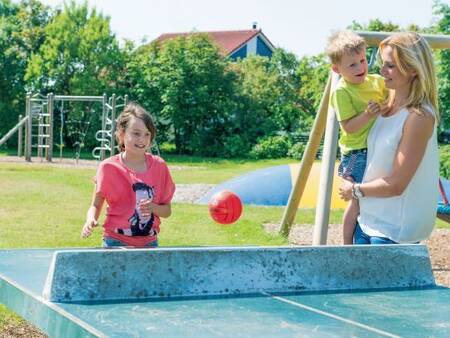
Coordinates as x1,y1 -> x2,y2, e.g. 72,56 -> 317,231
353,223 -> 397,244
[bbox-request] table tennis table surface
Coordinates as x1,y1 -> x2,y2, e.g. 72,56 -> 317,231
1,247 -> 449,338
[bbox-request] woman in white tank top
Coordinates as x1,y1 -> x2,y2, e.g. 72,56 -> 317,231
338,32 -> 440,244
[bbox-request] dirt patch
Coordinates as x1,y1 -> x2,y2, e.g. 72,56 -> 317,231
172,184 -> 215,203
0,155 -> 99,169
265,223 -> 450,287
0,323 -> 48,338
0,155 -> 201,171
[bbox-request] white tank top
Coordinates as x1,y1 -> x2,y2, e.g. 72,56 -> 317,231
358,107 -> 439,243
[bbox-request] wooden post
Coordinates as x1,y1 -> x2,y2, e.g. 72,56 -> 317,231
18,115 -> 23,157
100,93 -> 107,160
313,72 -> 340,245
110,94 -> 116,156
25,94 -> 32,162
279,74 -> 332,237
47,93 -> 54,162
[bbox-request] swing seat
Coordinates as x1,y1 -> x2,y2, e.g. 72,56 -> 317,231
437,202 -> 450,223
437,177 -> 450,223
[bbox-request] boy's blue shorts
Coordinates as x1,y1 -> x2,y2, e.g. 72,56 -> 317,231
338,148 -> 367,183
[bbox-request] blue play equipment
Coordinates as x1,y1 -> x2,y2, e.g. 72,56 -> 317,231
199,164 -> 293,206
199,163 -> 450,213
199,162 -> 347,208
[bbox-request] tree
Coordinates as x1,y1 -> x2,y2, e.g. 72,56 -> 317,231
23,1 -> 127,150
431,1 -> 450,130
25,1 -> 124,95
0,0 -> 51,137
296,53 -> 329,121
154,34 -> 237,156
124,41 -> 169,144
231,49 -> 319,157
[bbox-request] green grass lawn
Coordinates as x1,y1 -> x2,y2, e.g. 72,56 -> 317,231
0,156 -> 447,331
0,160 -> 344,249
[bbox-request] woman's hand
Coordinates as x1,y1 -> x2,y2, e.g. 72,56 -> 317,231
339,179 -> 354,201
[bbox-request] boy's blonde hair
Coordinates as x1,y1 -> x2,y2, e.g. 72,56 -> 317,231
379,32 -> 439,122
325,30 -> 366,64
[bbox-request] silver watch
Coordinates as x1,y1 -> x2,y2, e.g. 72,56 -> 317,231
352,184 -> 364,199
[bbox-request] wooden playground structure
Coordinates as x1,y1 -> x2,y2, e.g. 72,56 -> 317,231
0,93 -> 128,162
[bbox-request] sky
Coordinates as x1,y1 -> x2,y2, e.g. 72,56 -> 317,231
38,0 -> 446,57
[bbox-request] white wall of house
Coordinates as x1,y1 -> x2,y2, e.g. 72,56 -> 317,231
246,36 -> 257,56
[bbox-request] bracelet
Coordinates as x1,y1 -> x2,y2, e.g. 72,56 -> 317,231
351,184 -> 357,200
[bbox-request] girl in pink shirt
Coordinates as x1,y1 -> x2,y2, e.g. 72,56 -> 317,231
81,103 -> 175,247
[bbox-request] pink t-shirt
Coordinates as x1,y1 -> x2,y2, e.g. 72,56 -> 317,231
95,153 -> 175,247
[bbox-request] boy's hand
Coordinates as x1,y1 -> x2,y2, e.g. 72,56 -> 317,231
339,178 -> 354,201
81,219 -> 98,238
365,100 -> 381,118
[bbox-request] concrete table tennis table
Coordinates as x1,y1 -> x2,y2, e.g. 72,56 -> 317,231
0,245 -> 449,337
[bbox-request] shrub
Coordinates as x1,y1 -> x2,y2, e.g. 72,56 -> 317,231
288,142 -> 305,160
439,144 -> 450,179
250,135 -> 291,159
220,135 -> 251,158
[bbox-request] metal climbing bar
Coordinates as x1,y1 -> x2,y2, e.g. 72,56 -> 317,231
92,94 -> 128,160
53,95 -> 104,102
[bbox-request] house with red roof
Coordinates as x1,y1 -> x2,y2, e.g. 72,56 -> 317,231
154,24 -> 275,61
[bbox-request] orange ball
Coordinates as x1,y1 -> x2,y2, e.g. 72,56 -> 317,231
208,191 -> 243,224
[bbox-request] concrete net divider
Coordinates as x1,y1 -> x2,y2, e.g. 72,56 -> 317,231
42,245 -> 435,303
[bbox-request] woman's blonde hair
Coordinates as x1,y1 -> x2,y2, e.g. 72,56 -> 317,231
379,32 -> 439,121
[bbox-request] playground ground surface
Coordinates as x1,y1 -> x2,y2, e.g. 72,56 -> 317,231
0,156 -> 449,337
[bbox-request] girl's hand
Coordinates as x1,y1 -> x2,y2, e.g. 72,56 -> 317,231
139,199 -> 154,218
81,219 -> 98,238
339,179 -> 354,201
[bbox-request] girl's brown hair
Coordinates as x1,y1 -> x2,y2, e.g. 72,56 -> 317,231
115,102 -> 157,151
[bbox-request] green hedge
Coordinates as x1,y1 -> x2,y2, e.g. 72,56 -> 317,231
440,144 -> 450,179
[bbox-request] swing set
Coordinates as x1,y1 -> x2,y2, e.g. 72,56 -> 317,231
1,93 -> 161,163
19,93 -> 128,163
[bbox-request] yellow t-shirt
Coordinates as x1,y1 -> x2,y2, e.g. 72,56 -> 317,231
330,74 -> 388,154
